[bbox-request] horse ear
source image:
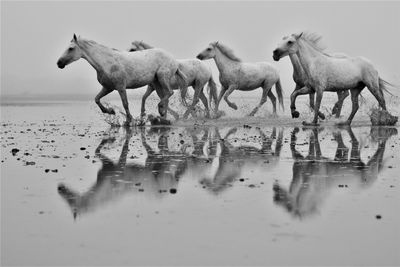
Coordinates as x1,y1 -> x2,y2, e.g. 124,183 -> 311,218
295,32 -> 303,40
73,34 -> 77,42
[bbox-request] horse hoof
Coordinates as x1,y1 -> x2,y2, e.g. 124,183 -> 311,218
292,111 -> 300,118
230,104 -> 238,110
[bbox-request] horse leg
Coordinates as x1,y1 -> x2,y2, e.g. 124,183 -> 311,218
141,85 -> 154,119
249,86 -> 270,116
332,90 -> 349,118
95,87 -> 115,114
183,84 -> 204,119
367,79 -> 387,110
157,71 -> 175,118
154,86 -> 180,120
337,87 -> 362,126
290,85 -> 301,118
302,89 -> 323,126
309,92 -> 326,120
216,86 -> 227,111
117,88 -> 133,126
224,85 -> 238,110
268,90 -> 277,115
290,86 -> 314,118
199,90 -> 211,118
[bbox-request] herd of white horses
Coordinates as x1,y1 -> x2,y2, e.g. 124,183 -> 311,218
57,32 -> 394,126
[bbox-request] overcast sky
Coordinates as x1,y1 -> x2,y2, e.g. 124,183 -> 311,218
1,1 -> 400,98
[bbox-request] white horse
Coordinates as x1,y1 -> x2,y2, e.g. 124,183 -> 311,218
57,34 -> 186,124
197,42 -> 284,116
288,52 -> 350,119
127,41 -> 218,119
273,32 -> 391,126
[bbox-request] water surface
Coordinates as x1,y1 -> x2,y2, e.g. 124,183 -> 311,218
1,99 -> 399,266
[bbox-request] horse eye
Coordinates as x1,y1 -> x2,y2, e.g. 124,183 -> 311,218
288,41 -> 293,45
206,48 -> 211,51
68,47 -> 74,51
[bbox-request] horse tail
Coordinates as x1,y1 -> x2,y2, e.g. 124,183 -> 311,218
175,66 -> 188,89
176,66 -> 190,107
275,79 -> 285,111
207,76 -> 218,110
379,77 -> 395,96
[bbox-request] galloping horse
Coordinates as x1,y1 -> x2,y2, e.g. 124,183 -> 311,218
197,42 -> 284,116
57,34 -> 186,124
288,51 -> 350,119
128,41 -> 218,119
273,32 -> 391,126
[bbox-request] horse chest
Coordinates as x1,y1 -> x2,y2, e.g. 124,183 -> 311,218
97,69 -> 125,89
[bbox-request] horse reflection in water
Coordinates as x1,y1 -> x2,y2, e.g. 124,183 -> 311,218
58,126 -> 284,218
273,126 -> 397,218
188,127 -> 283,194
58,127 -> 188,219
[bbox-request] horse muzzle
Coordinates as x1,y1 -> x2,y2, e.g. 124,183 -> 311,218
57,60 -> 65,69
272,50 -> 281,61
196,54 -> 204,60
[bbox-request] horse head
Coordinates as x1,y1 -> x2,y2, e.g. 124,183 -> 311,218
196,42 -> 218,60
273,33 -> 303,61
57,34 -> 84,69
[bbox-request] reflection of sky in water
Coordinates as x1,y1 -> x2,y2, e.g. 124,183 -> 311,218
1,102 -> 399,266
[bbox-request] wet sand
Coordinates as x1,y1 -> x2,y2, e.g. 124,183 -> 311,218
1,96 -> 400,266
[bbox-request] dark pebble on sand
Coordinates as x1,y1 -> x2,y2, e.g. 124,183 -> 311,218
388,166 -> 393,168
25,161 -> 36,166
11,148 -> 20,156
135,183 -> 141,186
376,215 -> 382,219
45,169 -> 50,173
248,184 -> 256,188
170,188 -> 177,194
80,147 -> 86,150
180,140 -> 185,144
239,178 -> 245,182
51,169 -> 58,173
138,188 -> 144,192
38,211 -> 45,214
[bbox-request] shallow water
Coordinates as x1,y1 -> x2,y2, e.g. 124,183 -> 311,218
1,98 -> 400,266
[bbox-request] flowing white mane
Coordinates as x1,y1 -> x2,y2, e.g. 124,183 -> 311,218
299,32 -> 327,53
132,40 -> 154,50
212,42 -> 242,62
77,37 -> 120,53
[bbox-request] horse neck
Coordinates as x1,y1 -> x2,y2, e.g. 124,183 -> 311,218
289,53 -> 304,80
295,39 -> 325,81
213,48 -> 238,76
78,40 -> 115,74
